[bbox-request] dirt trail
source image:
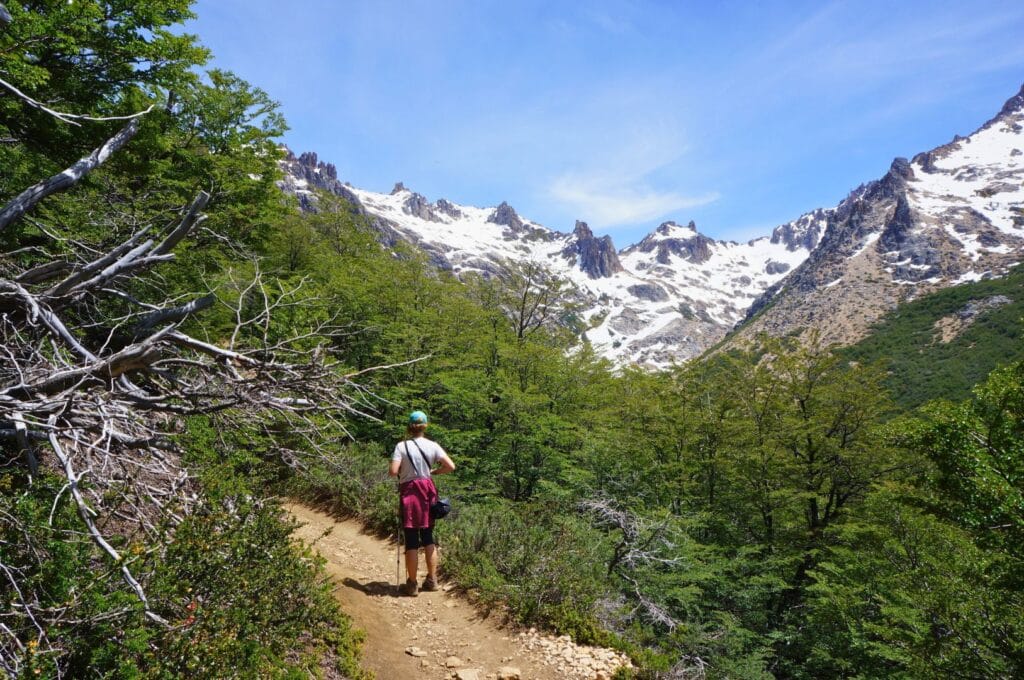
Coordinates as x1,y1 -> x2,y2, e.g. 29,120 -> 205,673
286,503 -> 630,680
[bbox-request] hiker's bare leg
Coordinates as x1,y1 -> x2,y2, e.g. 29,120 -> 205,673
405,548 -> 419,581
425,544 -> 438,580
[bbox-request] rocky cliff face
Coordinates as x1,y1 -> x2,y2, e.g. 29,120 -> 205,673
736,84 -> 1024,348
771,208 -> 829,252
487,201 -> 526,233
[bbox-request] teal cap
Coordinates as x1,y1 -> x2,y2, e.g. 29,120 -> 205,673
408,410 -> 428,425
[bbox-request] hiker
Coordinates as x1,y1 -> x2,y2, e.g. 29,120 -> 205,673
389,410 -> 455,596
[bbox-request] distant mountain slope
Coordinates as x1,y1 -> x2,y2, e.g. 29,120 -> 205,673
733,83 -> 1024,348
277,152 -> 823,367
840,263 -> 1024,409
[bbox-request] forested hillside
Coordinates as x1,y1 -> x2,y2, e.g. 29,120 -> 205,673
1,3 -> 1021,679
841,264 -> 1024,408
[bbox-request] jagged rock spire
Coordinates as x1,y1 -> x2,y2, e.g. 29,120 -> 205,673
486,201 -> 527,234
561,220 -> 623,278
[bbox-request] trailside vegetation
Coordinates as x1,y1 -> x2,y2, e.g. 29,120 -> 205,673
2,3 -> 1022,679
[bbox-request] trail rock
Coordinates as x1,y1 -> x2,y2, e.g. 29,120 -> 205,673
497,666 -> 522,679
405,646 -> 427,657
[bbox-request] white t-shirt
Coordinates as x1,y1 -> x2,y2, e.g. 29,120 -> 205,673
391,437 -> 447,484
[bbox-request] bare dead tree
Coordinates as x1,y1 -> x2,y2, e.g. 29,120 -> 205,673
580,496 -> 683,631
0,130 -> 402,678
497,260 -> 578,341
581,497 -> 719,679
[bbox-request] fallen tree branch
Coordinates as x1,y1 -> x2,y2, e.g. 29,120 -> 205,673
6,330 -> 169,399
130,294 -> 215,337
47,226 -> 154,297
153,191 -> 210,256
47,421 -> 169,626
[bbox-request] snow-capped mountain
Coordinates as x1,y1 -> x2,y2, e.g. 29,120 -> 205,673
735,83 -> 1024,348
279,83 -> 1024,365
278,151 -> 823,366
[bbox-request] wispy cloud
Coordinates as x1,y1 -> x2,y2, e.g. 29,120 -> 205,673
549,173 -> 719,226
546,122 -> 718,226
583,5 -> 635,35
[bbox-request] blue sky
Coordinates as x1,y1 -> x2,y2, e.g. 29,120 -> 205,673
186,0 -> 1024,246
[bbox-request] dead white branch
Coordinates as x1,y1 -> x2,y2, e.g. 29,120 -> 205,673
130,294 -> 215,336
0,73 -> 154,126
0,117 -> 144,232
153,191 -> 210,256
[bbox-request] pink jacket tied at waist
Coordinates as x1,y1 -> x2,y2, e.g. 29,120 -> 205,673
399,477 -> 438,529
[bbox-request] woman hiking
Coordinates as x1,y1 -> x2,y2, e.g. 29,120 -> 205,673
389,410 -> 455,596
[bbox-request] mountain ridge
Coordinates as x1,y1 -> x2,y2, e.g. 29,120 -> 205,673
278,83 -> 1024,366
278,154 -> 824,366
733,82 -> 1024,349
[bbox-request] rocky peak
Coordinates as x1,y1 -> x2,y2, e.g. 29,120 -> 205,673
286,149 -> 338,183
561,221 -> 623,279
857,156 -> 916,205
911,150 -> 937,173
293,152 -> 336,180
770,209 -> 828,252
573,220 -> 595,240
996,82 -> 1024,119
487,201 -> 525,233
435,199 -> 464,220
653,220 -> 697,237
403,192 -> 443,222
888,157 -> 915,181
629,220 -> 715,265
391,182 -> 408,195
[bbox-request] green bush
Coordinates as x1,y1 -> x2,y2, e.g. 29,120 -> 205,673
442,501 -> 611,643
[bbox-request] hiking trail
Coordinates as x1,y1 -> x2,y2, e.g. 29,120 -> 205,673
286,503 -> 632,680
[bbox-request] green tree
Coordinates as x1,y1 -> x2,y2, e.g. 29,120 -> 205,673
0,0 -> 207,182
803,362 -> 1024,678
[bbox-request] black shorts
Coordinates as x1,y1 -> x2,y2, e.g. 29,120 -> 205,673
403,527 -> 435,550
